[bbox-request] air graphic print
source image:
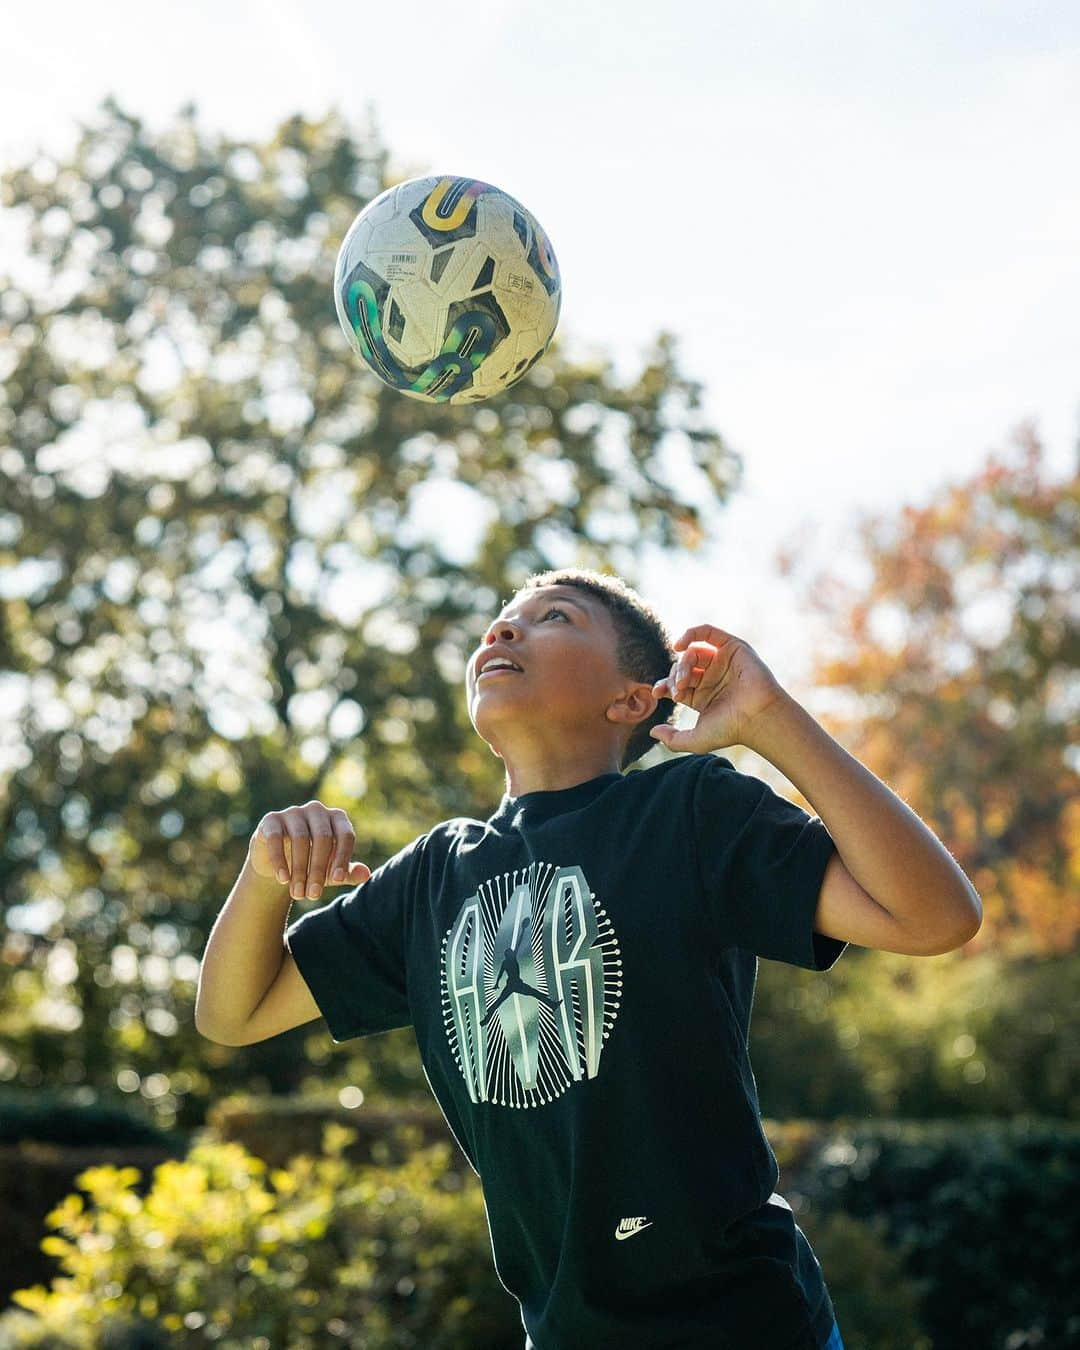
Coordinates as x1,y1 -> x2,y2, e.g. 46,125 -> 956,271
441,861 -> 623,1107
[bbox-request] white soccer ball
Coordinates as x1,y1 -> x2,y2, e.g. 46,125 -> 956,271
333,174 -> 562,404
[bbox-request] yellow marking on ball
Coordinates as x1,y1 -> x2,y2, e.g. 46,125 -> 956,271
422,178 -> 482,232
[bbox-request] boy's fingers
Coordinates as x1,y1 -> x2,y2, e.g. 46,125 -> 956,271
327,813 -> 359,884
677,642 -> 716,672
324,860 -> 370,887
259,818 -> 290,885
304,816 -> 335,898
283,816 -> 312,898
262,806 -> 365,897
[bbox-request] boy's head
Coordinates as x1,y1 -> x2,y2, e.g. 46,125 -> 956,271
466,567 -> 676,775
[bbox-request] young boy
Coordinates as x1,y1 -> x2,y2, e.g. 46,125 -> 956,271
196,567 -> 982,1349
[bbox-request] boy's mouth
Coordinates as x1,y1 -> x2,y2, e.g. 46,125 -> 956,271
475,649 -> 525,679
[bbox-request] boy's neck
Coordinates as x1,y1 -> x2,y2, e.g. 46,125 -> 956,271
501,749 -> 624,798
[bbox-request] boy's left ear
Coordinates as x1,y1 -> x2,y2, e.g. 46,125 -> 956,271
606,683 -> 660,725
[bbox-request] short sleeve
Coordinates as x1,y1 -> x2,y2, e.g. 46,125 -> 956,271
691,753 -> 847,971
284,835 -> 422,1042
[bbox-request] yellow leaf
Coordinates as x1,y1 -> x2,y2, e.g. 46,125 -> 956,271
270,1168 -> 297,1195
10,1285 -> 49,1312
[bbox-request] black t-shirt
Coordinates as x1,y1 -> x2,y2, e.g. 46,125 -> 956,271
285,752 -> 847,1350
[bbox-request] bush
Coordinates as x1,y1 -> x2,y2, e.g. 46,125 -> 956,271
202,1092 -> 459,1173
793,1119 -> 1080,1349
6,1114 -> 1076,1349
800,1209 -> 929,1350
750,948 -> 1079,1120
0,1314 -> 171,1349
0,1123 -> 520,1350
0,1091 -> 184,1151
0,1091 -> 187,1311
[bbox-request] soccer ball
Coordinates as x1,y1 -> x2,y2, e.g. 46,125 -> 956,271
333,174 -> 562,404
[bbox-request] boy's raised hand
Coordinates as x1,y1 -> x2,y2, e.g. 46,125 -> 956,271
650,624 -> 788,753
248,801 -> 372,901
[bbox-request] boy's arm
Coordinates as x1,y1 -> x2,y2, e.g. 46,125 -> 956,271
651,622 -> 982,956
195,858 -> 297,1043
748,692 -> 983,956
196,800 -> 372,1043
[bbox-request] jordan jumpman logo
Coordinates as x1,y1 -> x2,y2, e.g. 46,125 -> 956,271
479,916 -> 563,1027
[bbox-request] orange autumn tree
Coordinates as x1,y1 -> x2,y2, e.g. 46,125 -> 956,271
778,421 -> 1079,956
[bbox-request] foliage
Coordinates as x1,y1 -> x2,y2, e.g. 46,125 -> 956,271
1,1123 -> 521,1349
0,97 -> 734,1115
201,1092 -> 463,1173
794,1118 -> 1080,1350
5,1115 -> 1076,1349
0,1089 -> 184,1149
749,946 -> 1078,1119
799,1209 -> 929,1350
777,424 -> 1079,956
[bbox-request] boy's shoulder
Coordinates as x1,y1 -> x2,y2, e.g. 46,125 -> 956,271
625,750 -> 738,785
615,751 -> 748,804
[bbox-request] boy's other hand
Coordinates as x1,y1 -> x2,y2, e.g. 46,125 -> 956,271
649,624 -> 787,753
248,802 -> 372,901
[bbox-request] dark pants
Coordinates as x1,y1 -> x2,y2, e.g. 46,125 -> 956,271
823,1320 -> 845,1350
524,1320 -> 845,1349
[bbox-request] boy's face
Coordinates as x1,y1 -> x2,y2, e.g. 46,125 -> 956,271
465,583 -> 654,765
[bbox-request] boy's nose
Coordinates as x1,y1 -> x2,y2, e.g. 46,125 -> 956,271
486,620 -> 519,644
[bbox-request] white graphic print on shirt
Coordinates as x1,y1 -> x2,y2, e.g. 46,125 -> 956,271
441,860 -> 623,1107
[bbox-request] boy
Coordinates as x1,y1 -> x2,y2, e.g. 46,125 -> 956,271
196,568 -> 982,1349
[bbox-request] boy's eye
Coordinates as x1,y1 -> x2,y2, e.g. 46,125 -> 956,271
544,607 -> 569,620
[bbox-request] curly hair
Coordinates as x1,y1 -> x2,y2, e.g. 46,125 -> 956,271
514,567 -> 676,771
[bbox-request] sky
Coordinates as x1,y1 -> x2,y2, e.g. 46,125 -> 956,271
2,0 -> 1078,728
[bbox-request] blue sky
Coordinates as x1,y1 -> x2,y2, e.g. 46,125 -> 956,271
2,0 -> 1077,744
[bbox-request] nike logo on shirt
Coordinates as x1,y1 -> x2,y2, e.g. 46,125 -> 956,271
615,1217 -> 653,1240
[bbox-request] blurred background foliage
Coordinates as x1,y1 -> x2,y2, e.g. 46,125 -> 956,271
0,98 -> 1077,1347
3,1114 -> 1076,1350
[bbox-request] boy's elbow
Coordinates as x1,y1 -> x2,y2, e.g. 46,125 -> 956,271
923,897 -> 983,955
194,1013 -> 243,1046
956,887 -> 984,945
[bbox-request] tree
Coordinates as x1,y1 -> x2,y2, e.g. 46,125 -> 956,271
0,99 -> 739,1122
777,423 -> 1079,955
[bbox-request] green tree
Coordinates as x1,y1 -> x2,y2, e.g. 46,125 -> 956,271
0,99 -> 738,1126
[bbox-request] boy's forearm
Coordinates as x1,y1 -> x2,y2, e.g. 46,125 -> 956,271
747,692 -> 983,944
195,858 -> 295,1042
